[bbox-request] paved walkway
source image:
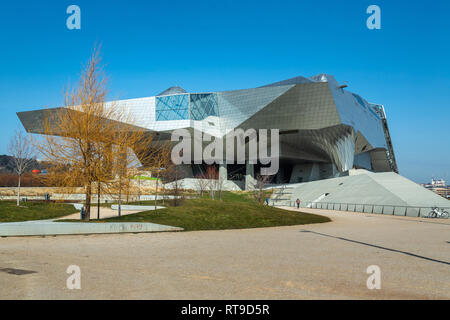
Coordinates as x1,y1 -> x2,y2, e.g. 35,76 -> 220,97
0,208 -> 449,299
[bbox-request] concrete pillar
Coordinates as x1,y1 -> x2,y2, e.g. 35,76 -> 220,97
219,162 -> 227,182
276,166 -> 285,184
245,161 -> 256,190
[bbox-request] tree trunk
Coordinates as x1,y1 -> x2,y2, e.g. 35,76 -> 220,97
118,180 -> 122,217
155,177 -> 158,211
138,177 -> 141,205
16,174 -> 21,206
85,182 -> 92,221
97,182 -> 101,220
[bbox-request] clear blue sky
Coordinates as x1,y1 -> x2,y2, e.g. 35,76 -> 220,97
0,0 -> 449,183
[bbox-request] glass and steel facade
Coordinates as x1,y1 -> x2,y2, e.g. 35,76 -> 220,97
155,93 -> 219,121
156,94 -> 189,121
17,73 -> 398,184
190,93 -> 218,120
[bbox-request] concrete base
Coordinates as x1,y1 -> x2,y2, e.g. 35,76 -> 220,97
0,221 -> 182,237
271,170 -> 450,217
111,205 -> 165,211
165,178 -> 242,191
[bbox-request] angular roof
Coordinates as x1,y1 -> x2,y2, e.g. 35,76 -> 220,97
157,86 -> 187,96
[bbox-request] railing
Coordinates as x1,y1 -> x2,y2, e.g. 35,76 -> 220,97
271,185 -> 293,203
277,200 -> 450,218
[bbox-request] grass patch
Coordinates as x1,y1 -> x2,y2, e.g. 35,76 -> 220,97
0,201 -> 78,222
64,192 -> 330,231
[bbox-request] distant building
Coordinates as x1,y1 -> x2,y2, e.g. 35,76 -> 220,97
421,179 -> 449,199
431,178 -> 446,187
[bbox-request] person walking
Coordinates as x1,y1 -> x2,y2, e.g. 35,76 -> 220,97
296,198 -> 301,209
265,197 -> 269,205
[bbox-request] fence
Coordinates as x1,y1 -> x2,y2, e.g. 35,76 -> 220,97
279,200 -> 450,218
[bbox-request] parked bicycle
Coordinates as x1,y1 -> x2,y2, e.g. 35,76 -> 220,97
428,207 -> 449,219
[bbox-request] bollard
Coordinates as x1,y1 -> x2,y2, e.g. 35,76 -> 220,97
80,207 -> 85,220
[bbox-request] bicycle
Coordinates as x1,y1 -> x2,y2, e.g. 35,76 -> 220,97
428,207 -> 449,219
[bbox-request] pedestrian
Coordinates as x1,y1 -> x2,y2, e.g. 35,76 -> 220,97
265,197 -> 269,205
296,198 -> 300,209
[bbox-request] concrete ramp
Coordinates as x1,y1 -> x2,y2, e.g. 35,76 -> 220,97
272,170 -> 450,217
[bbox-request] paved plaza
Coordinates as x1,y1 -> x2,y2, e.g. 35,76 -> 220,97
0,208 -> 449,299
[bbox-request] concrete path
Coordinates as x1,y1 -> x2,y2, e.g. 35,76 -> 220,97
0,208 -> 449,299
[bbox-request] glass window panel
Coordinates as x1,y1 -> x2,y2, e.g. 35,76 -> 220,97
156,94 -> 189,121
190,93 -> 218,120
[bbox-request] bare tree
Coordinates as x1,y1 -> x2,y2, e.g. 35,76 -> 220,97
112,147 -> 133,216
200,165 -> 226,200
165,166 -> 185,207
93,141 -> 113,219
35,47 -> 156,220
204,165 -> 218,199
35,47 -> 111,220
8,130 -> 34,206
146,142 -> 173,210
252,174 -> 272,204
106,140 -> 153,216
194,173 -> 209,197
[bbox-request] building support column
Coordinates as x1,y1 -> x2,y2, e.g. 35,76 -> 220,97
219,162 -> 227,182
276,166 -> 285,184
245,161 -> 256,190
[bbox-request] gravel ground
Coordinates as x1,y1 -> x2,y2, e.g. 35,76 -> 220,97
0,208 -> 449,299
55,206 -> 142,220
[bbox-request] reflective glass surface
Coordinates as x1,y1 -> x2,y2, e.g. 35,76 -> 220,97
190,93 -> 218,120
156,94 -> 189,121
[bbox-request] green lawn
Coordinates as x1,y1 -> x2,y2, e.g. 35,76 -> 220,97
0,201 -> 78,222
69,192 -> 330,231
